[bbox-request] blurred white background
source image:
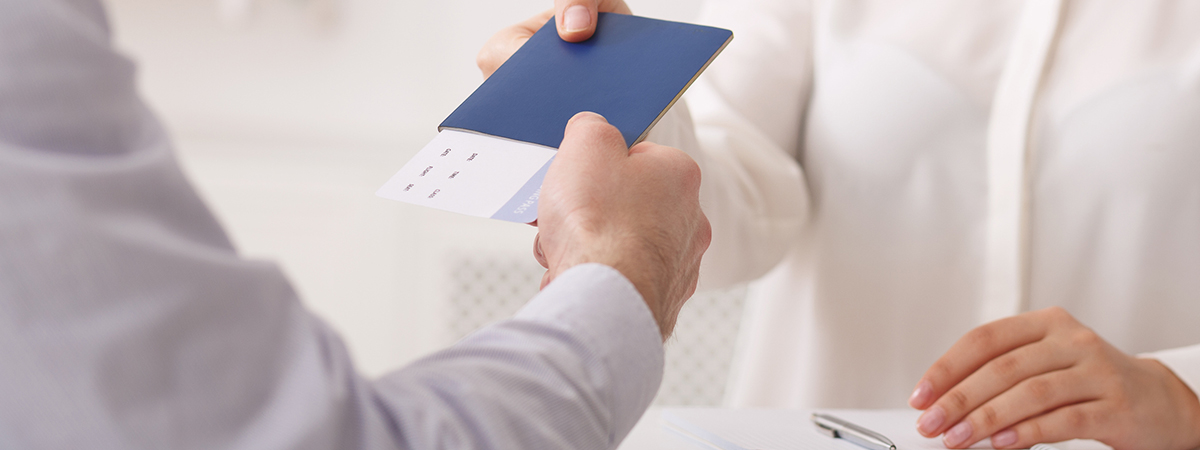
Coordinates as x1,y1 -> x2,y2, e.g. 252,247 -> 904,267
104,0 -> 706,378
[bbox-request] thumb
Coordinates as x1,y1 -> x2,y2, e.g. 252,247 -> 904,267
555,0 -> 633,42
560,112 -> 629,159
556,0 -> 599,42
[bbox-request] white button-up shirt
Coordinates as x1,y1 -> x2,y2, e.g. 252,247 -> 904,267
648,0 -> 1200,408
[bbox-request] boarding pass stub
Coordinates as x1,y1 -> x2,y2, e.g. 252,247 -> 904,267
376,130 -> 556,223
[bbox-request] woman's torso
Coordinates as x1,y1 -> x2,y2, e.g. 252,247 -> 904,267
728,0 -> 1200,408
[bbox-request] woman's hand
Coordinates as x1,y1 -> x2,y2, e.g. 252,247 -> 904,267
908,307 -> 1200,450
476,0 -> 631,78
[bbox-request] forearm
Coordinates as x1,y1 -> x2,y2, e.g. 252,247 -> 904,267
372,264 -> 663,450
1,211 -> 661,450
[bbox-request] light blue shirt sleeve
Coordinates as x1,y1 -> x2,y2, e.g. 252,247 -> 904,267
0,0 -> 665,448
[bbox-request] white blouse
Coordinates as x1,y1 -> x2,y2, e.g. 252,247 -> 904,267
648,0 -> 1200,408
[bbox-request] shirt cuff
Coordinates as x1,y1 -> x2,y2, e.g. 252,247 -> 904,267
513,263 -> 665,439
1145,344 -> 1200,398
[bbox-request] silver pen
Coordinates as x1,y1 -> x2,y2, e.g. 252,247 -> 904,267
811,413 -> 897,450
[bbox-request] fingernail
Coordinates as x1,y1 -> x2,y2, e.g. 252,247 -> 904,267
991,430 -> 1017,448
943,421 -> 973,448
563,5 -> 591,32
909,380 -> 932,408
916,406 -> 945,435
568,111 -> 604,127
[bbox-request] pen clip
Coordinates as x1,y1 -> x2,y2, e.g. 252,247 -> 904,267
813,418 -> 840,439
811,413 -> 897,450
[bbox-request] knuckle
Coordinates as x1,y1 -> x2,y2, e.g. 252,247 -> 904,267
573,120 -> 622,143
678,154 -> 703,188
1068,329 -> 1103,350
1066,407 -> 1092,430
695,215 -> 713,248
928,361 -> 955,384
967,325 -> 999,350
1108,389 -> 1127,408
1021,420 -> 1046,443
477,33 -> 511,67
595,123 -> 626,143
647,145 -> 701,184
992,354 -> 1022,380
1025,376 -> 1054,400
1044,306 -> 1075,325
1093,405 -> 1118,429
946,389 -> 971,411
474,49 -> 494,72
977,404 -> 1001,429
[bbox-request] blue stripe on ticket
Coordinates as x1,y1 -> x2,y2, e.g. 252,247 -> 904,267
490,156 -> 554,223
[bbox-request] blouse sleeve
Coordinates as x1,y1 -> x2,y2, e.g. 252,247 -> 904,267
1147,344 -> 1200,400
646,0 -> 816,288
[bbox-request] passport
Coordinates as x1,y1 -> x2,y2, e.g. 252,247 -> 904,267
377,13 -> 732,223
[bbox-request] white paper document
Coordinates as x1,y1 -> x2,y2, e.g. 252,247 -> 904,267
376,129 -> 556,223
662,408 -> 1111,450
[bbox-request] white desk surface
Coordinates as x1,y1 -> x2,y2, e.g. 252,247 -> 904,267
618,408 -> 695,450
617,408 -> 1112,450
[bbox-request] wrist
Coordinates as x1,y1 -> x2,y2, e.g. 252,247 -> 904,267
1143,358 -> 1200,449
551,231 -> 672,340
604,258 -> 671,341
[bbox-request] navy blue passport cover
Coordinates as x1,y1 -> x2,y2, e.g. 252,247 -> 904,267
440,13 -> 732,148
